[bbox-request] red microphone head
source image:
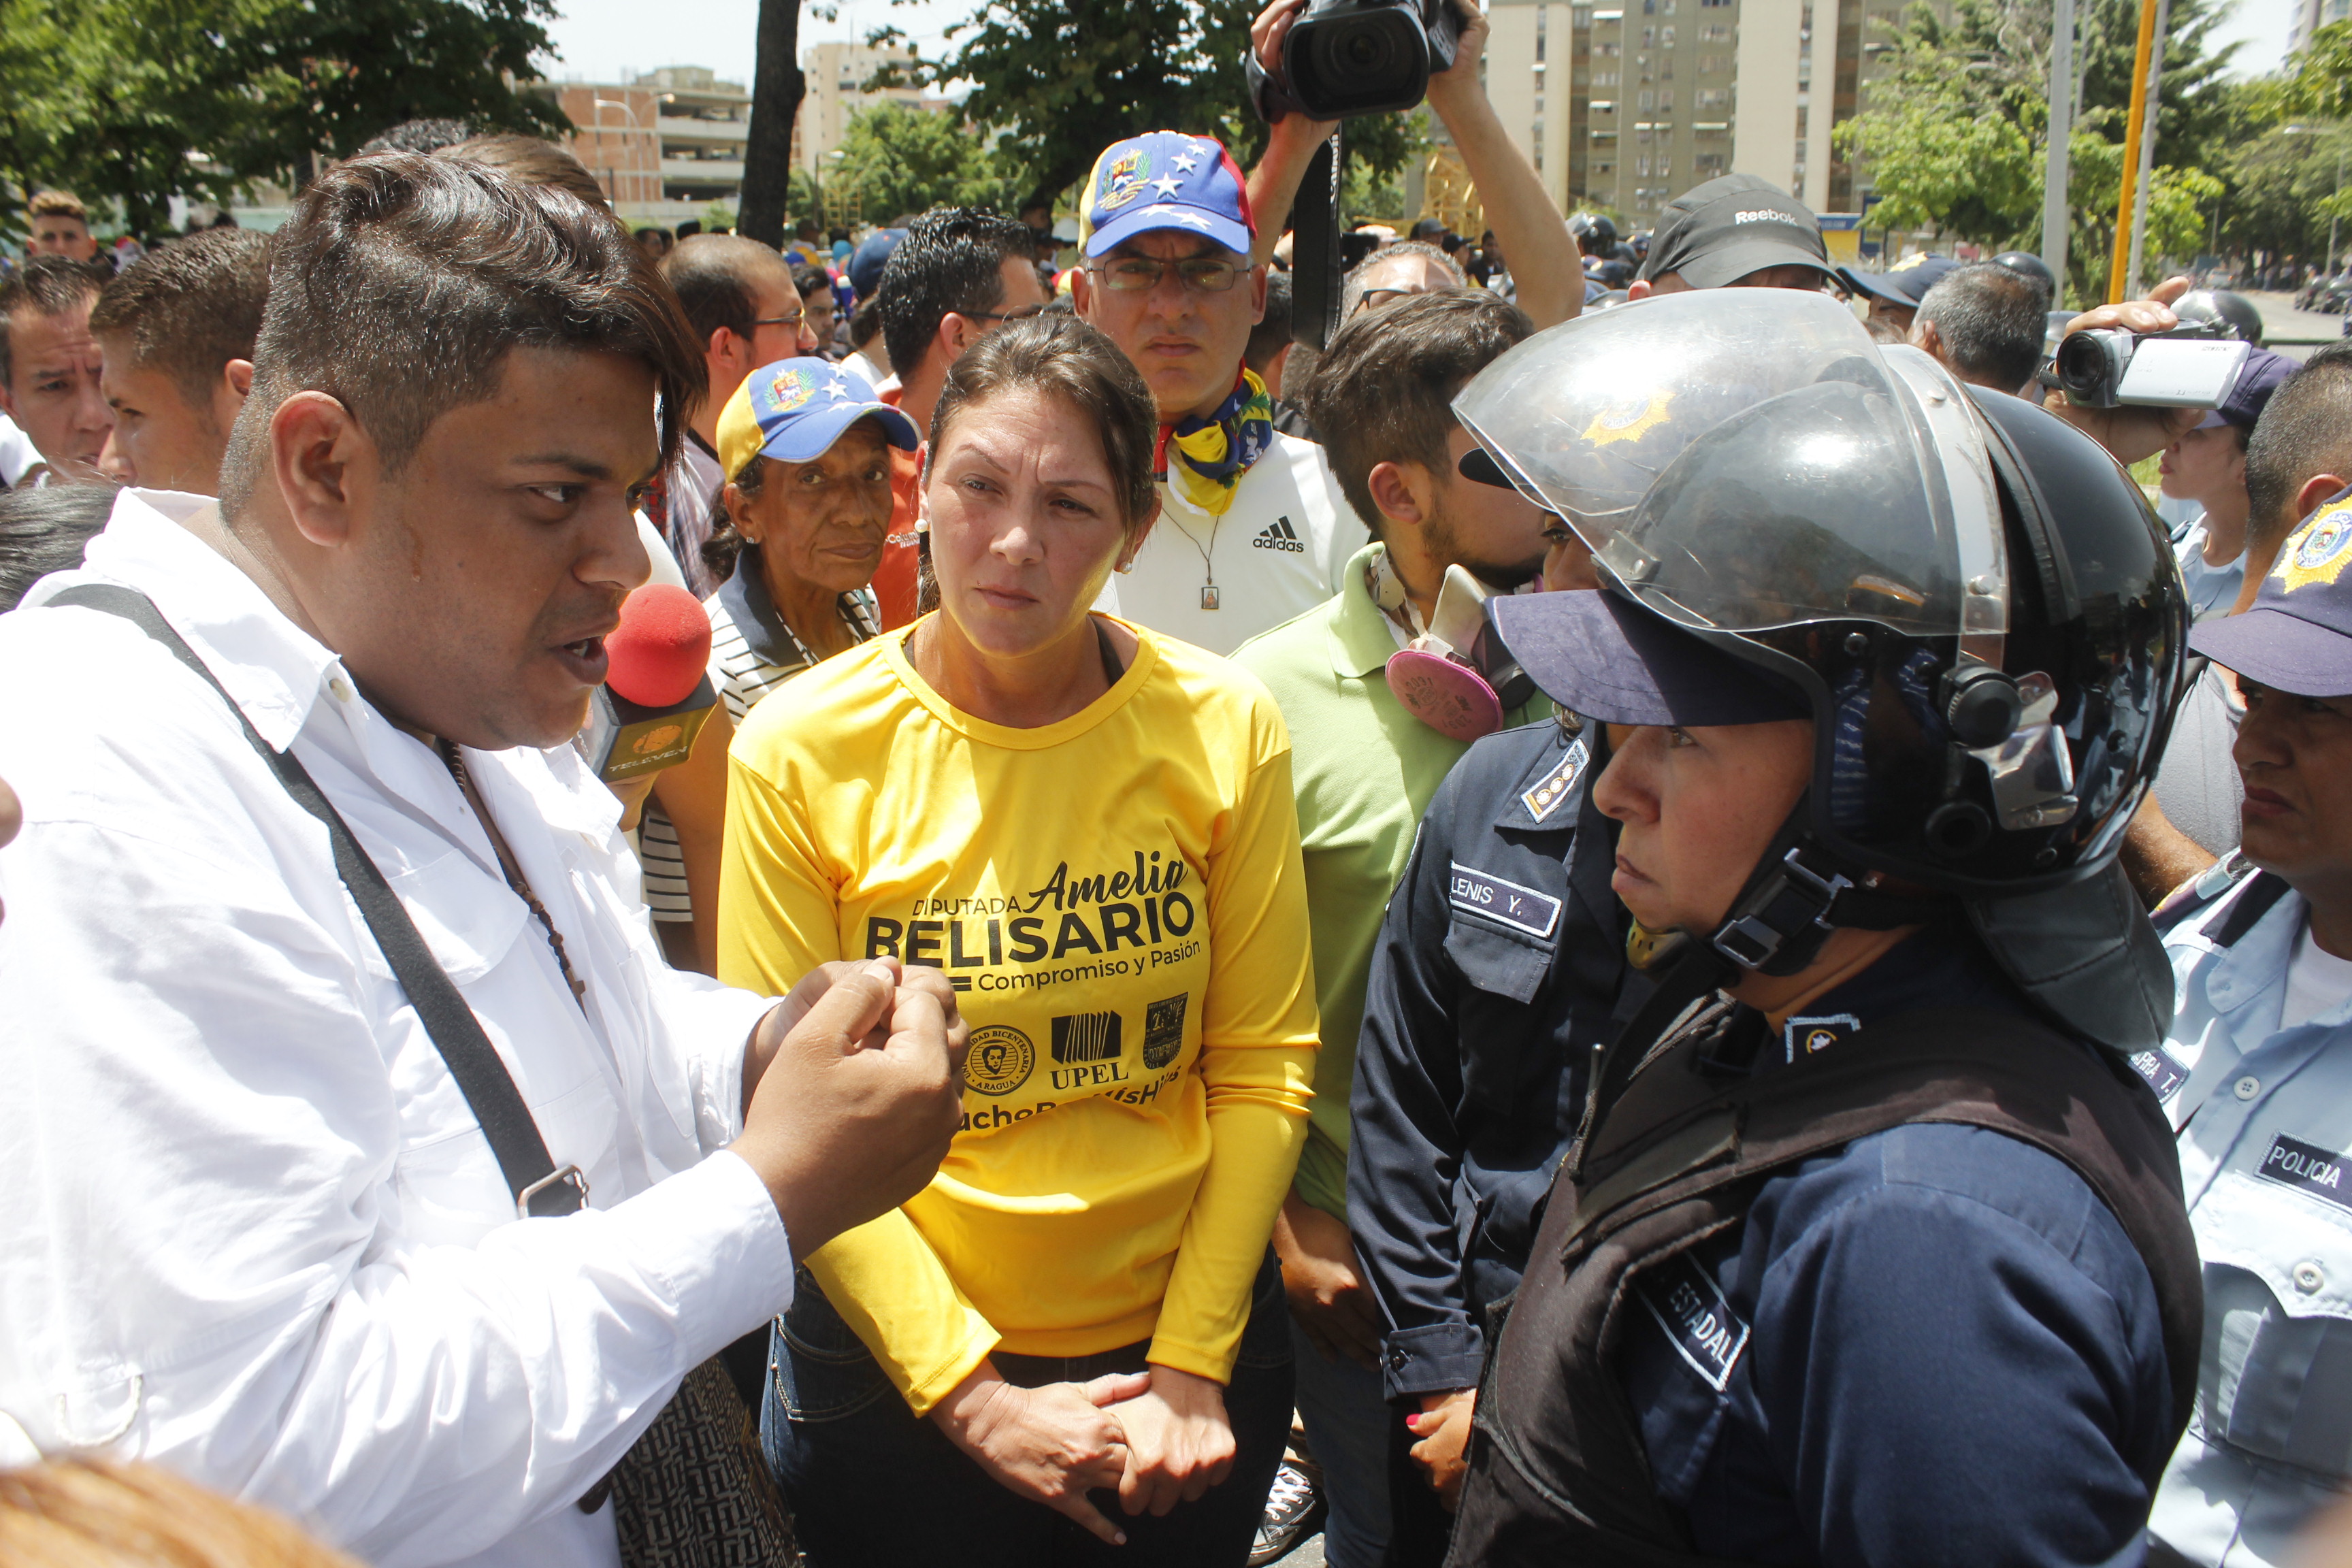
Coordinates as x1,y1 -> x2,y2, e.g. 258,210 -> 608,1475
604,584 -> 713,708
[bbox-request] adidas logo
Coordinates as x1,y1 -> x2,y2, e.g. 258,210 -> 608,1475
1252,516 -> 1306,553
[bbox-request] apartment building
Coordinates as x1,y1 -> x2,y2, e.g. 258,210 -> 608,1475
798,40 -> 932,176
1482,0 -> 1914,227
551,66 -> 770,224
2291,0 -> 2351,62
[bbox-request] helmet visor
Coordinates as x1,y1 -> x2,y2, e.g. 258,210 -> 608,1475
1455,290 -> 2004,642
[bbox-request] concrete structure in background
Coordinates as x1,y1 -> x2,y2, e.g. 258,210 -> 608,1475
1482,0 -> 1920,231
2291,0 -> 2351,59
799,40 -> 930,178
551,66 -> 773,227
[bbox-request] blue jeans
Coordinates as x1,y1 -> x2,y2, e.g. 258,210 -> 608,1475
762,1253 -> 1294,1568
1289,1318 -> 1394,1568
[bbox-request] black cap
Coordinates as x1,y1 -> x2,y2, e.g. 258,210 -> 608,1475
1837,253 -> 1960,310
1637,174 -> 1831,291
1490,590 -> 1810,726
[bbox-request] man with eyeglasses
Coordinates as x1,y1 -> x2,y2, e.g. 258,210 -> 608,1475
657,235 -> 821,596
1072,131 -> 1358,655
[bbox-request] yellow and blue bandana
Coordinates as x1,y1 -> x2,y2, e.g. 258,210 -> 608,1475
1155,368 -> 1274,517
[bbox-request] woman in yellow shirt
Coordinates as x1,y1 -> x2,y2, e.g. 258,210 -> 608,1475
719,313 -> 1320,1565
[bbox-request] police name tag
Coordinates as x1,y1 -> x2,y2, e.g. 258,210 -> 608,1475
2257,1133 -> 2352,1212
1637,1252 -> 1750,1393
2129,1048 -> 2189,1102
1449,863 -> 1563,939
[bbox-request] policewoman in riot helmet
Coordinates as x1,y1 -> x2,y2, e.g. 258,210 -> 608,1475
1438,289 -> 2204,1566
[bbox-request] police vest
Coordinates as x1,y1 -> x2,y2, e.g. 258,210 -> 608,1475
1444,1004 -> 2204,1567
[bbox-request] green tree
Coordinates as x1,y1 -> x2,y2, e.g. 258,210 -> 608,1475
872,0 -> 1416,225
1834,0 -> 2238,304
829,101 -> 1021,223
0,0 -> 567,237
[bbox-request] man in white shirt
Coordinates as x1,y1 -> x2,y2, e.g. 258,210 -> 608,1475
1073,129 -> 1356,655
0,153 -> 964,1568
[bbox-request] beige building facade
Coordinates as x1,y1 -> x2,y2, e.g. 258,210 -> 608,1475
1482,0 -> 1916,228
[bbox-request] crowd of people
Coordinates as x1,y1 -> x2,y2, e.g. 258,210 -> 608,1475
7,2 -> 2352,1567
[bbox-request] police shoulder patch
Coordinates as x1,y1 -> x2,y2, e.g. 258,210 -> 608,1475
1782,1011 -> 1861,1063
1520,736 -> 1590,823
1637,1251 -> 1750,1393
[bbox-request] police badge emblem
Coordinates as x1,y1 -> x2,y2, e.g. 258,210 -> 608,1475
2279,506 -> 2352,594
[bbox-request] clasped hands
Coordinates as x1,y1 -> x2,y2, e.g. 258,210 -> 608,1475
930,1360 -> 1239,1546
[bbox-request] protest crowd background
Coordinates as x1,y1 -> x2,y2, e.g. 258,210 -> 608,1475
18,0 -> 2352,1565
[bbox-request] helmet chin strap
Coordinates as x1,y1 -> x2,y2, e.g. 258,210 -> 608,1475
1624,794 -> 1950,984
1571,798 -> 1947,1181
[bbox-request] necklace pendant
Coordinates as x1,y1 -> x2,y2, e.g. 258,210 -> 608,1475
1201,585 -> 1220,610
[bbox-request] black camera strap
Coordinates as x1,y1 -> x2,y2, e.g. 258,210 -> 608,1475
48,584 -> 589,1220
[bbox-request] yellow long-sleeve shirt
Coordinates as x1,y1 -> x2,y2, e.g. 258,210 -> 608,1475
719,617 -> 1319,1415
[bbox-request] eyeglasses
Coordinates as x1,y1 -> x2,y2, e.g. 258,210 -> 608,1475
964,303 -> 1049,324
1090,257 -> 1245,294
751,311 -> 806,331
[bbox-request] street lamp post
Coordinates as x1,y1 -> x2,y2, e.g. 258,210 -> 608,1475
593,98 -> 643,208
2285,125 -> 2347,278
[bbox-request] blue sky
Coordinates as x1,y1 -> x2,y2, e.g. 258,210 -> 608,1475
538,0 -> 2299,97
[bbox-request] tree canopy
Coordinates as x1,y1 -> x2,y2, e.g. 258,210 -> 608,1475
1833,0 -> 2236,304
827,101 -> 1021,223
0,0 -> 567,235
872,0 -> 1416,223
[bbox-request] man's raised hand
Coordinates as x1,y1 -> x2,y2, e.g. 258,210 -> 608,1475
730,958 -> 969,1255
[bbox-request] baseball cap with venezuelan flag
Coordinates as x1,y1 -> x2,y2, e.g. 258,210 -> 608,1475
1079,132 -> 1256,260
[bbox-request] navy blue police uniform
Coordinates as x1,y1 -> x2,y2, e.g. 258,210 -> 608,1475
1345,712 -> 1640,1559
1612,935 -> 2178,1567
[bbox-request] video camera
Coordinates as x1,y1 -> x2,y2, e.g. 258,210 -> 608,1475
1253,0 -> 1469,353
1276,0 -> 1463,120
2050,318 -> 2252,411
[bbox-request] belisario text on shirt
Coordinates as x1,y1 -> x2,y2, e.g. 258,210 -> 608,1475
861,847 -> 1205,1128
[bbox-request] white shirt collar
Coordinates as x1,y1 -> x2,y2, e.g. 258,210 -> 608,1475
40,489 -> 342,753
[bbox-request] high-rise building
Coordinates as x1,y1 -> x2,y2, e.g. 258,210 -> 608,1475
1482,0 -> 1918,227
799,40 -> 933,176
2291,0 -> 2351,61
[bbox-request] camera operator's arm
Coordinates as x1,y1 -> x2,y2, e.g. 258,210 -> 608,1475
1245,0 -> 1341,268
2043,275 -> 2204,465
1424,0 -> 1582,329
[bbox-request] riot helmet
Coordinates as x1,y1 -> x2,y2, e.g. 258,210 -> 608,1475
1569,212 -> 1618,256
2172,288 -> 2264,344
1458,291 -> 2188,989
1990,250 -> 2058,299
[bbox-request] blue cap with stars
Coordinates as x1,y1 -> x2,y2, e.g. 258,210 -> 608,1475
2192,485 -> 2352,698
716,357 -> 920,478
1079,131 -> 1256,260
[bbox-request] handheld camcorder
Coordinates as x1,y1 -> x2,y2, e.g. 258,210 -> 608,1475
2051,319 -> 2252,411
1280,0 -> 1463,121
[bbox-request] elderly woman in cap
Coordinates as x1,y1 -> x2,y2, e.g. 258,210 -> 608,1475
702,356 -> 917,713
638,357 -> 917,975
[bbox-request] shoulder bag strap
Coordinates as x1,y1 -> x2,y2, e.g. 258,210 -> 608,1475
49,583 -> 586,1218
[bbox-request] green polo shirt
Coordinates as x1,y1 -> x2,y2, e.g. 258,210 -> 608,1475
1232,542 -> 1543,1222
